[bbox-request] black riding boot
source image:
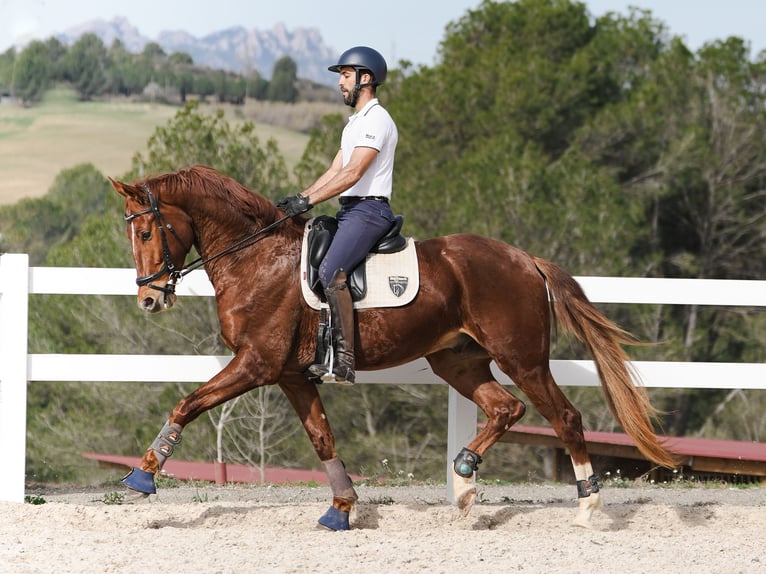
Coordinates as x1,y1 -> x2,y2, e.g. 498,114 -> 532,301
310,269 -> 356,384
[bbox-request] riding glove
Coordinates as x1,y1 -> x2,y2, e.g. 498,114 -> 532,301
276,194 -> 312,217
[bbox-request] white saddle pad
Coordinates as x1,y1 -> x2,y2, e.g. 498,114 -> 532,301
300,218 -> 420,310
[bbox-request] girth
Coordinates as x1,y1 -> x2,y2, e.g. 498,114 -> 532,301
305,214 -> 407,302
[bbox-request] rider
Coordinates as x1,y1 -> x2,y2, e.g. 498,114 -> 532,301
276,46 -> 398,385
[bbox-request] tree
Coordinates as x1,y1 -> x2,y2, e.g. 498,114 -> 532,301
294,113 -> 345,186
205,386 -> 302,481
0,164 -> 116,265
193,72 -> 216,101
0,47 -> 15,94
168,52 -> 195,102
45,37 -> 68,83
66,33 -> 108,100
384,0 -> 647,266
13,40 -> 49,105
248,72 -> 270,101
141,42 -> 167,63
268,56 -> 298,102
106,39 -> 131,96
215,69 -> 229,103
127,100 -> 290,197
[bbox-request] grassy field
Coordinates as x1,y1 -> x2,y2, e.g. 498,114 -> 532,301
0,87 -> 317,205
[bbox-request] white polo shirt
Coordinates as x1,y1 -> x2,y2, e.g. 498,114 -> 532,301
339,98 -> 398,200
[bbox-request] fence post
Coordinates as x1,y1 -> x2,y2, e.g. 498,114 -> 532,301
446,387 -> 477,503
0,254 -> 30,503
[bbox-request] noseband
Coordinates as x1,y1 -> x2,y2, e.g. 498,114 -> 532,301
124,186 -> 190,295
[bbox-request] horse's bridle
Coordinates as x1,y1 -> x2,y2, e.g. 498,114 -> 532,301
124,184 -> 291,295
124,185 -> 190,295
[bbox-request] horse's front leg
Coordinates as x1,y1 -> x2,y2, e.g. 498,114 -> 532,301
122,352 -> 268,496
279,377 -> 358,531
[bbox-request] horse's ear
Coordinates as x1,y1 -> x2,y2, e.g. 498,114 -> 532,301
109,177 -> 139,200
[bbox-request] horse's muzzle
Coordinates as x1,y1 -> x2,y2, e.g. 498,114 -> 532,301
138,284 -> 177,312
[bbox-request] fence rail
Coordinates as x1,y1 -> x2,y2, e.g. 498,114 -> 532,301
2,253 -> 765,503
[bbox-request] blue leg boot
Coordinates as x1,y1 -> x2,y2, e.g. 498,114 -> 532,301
317,506 -> 350,531
122,467 -> 157,495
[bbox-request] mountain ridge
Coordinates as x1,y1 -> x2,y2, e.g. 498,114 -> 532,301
53,17 -> 340,86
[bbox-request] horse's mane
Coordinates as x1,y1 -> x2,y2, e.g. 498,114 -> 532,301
144,164 -> 280,222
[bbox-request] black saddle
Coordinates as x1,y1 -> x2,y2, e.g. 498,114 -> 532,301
306,214 -> 407,302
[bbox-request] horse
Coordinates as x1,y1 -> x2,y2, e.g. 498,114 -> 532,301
110,164 -> 678,530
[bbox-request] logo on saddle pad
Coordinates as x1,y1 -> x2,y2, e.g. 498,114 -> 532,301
388,275 -> 409,297
300,217 -> 420,311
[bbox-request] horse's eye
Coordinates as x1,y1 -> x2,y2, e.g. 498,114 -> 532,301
140,230 -> 152,241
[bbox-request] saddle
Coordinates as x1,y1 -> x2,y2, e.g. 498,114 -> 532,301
305,214 -> 408,302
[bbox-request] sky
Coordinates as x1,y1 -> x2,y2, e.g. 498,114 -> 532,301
1,0 -> 765,67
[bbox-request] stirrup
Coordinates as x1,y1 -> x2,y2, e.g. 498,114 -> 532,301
308,338 -> 354,385
328,347 -> 355,385
308,363 -> 355,385
308,363 -> 330,377
328,366 -> 355,385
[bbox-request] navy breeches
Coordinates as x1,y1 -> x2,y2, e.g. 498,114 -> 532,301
318,199 -> 395,288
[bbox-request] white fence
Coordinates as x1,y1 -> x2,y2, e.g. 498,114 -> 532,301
1,253 -> 765,503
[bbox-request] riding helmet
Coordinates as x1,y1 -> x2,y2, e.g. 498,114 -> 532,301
328,46 -> 387,85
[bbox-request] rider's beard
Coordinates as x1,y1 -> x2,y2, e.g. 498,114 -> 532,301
341,88 -> 356,107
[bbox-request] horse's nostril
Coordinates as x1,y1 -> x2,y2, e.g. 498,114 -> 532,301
141,297 -> 155,310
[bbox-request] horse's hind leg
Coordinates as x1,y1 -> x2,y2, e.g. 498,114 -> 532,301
426,348 -> 527,516
279,376 -> 358,531
504,364 -> 602,527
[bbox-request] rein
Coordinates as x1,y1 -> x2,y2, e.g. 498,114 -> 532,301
180,212 -> 291,276
125,185 -> 290,294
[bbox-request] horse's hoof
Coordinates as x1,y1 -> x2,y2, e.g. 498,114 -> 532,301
317,506 -> 350,531
121,467 -> 157,495
123,489 -> 150,502
451,470 -> 478,516
572,491 -> 602,528
457,487 -> 477,516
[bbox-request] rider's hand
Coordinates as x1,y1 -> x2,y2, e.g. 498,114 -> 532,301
276,194 -> 312,217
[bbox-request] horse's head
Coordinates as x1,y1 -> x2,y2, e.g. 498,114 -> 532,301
110,177 -> 195,313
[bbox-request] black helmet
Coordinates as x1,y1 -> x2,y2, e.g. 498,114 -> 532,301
328,46 -> 387,85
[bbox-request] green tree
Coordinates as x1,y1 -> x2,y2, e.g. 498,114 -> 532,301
168,51 -> 195,102
141,42 -> 166,62
127,100 -> 290,197
215,69 -> 229,103
0,164 -> 115,265
268,55 -> 298,102
385,0 -> 648,267
45,37 -> 68,83
13,40 -> 50,104
294,113 -> 345,186
0,47 -> 15,94
193,72 -> 216,101
248,72 -> 269,101
106,38 -> 131,95
66,33 -> 108,100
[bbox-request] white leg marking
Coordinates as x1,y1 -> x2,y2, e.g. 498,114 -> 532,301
571,460 -> 602,528
572,461 -> 594,482
574,490 -> 602,528
451,468 -> 477,516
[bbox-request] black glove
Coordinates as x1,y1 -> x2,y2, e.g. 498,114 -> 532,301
276,194 -> 312,217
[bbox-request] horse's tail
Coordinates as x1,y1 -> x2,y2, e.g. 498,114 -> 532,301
533,257 -> 680,469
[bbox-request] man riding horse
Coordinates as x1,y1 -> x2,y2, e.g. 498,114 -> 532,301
276,46 -> 398,385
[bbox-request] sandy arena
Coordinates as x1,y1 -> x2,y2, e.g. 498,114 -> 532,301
1,482 -> 763,573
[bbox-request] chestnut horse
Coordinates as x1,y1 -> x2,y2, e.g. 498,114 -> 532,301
110,164 -> 676,530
